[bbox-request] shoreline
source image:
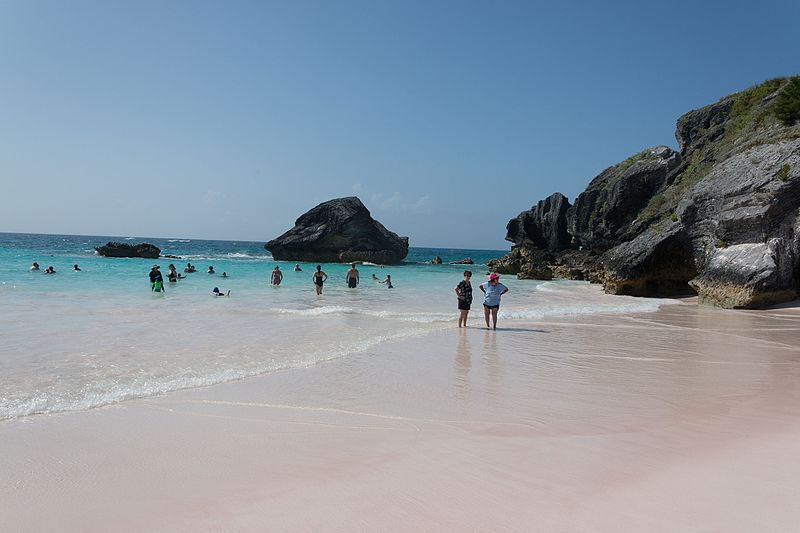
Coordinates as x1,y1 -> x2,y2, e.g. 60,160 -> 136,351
2,302 -> 800,532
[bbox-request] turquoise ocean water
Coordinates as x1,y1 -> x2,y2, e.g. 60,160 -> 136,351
0,232 -> 671,420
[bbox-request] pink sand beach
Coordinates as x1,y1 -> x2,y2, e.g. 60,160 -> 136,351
2,300 -> 799,532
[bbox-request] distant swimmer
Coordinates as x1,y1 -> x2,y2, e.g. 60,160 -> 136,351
455,270 -> 473,328
294,264 -> 302,272
184,263 -> 196,273
44,266 -> 56,274
271,265 -> 283,286
149,265 -> 165,292
479,273 -> 508,330
30,262 -> 40,271
208,266 -> 215,274
372,274 -> 379,281
212,287 -> 230,297
221,272 -> 228,278
312,265 -> 328,295
73,264 -> 81,271
380,274 -> 393,289
346,263 -> 359,288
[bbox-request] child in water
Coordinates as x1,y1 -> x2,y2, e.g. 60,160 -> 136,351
380,275 -> 393,288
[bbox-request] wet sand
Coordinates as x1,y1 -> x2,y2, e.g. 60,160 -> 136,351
2,301 -> 799,532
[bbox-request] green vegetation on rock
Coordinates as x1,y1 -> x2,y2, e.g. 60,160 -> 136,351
772,78 -> 800,125
638,76 -> 800,223
776,163 -> 790,181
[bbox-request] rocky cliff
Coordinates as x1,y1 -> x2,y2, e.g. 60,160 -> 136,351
265,197 -> 409,264
489,77 -> 800,308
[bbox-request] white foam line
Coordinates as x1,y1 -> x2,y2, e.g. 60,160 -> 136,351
175,399 -> 541,429
141,402 -> 406,432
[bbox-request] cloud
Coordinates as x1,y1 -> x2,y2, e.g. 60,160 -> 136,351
202,190 -> 225,207
369,192 -> 430,213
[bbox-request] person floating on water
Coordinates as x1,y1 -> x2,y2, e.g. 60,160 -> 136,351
30,262 -> 40,271
207,266 -> 215,274
212,287 -> 230,297
271,265 -> 283,286
380,274 -> 393,288
293,264 -> 302,272
455,270 -> 473,328
149,265 -> 165,292
312,265 -> 328,295
479,273 -> 508,330
346,263 -> 359,288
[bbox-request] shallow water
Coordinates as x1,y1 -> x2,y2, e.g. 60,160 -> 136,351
0,232 -> 674,420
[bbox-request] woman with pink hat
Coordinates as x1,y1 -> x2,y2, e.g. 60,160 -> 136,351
479,273 -> 508,330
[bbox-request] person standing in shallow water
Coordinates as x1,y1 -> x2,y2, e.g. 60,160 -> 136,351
149,265 -> 165,293
479,273 -> 508,330
346,263 -> 359,288
455,270 -> 473,328
271,265 -> 283,286
312,265 -> 328,295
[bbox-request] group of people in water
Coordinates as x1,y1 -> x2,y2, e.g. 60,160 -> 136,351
32,259 -> 508,329
146,262 -> 395,299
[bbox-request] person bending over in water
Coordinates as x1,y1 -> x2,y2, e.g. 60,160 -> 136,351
455,270 -> 473,328
479,273 -> 508,330
380,274 -> 393,288
312,265 -> 328,295
346,263 -> 359,288
212,287 -> 230,297
30,262 -> 40,271
271,265 -> 283,286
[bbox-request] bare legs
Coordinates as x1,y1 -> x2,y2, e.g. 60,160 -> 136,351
458,309 -> 469,328
483,306 -> 498,330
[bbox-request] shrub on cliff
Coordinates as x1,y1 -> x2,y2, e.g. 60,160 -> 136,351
773,77 -> 800,125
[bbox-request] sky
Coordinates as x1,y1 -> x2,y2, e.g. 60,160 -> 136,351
1,0 -> 798,250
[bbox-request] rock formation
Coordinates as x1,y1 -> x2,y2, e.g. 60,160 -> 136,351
95,242 -> 161,259
265,197 -> 409,264
449,258 -> 474,265
490,77 -> 800,308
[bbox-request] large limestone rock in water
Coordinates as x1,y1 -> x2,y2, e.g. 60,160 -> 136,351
265,197 -> 409,264
95,242 -> 161,258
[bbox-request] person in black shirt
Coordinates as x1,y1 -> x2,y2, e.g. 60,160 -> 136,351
455,271 -> 473,328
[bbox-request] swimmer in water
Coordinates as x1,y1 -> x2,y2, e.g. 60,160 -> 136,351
212,287 -> 230,297
271,265 -> 283,286
73,264 -> 81,271
380,274 -> 393,288
207,266 -> 215,274
30,262 -> 40,271
294,264 -> 302,272
312,265 -> 328,295
221,272 -> 228,278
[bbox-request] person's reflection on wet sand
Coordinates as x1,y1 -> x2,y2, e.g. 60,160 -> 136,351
454,329 -> 472,395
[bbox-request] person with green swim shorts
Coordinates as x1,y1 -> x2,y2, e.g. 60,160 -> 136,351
149,265 -> 165,293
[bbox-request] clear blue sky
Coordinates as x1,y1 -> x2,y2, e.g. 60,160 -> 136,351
1,0 -> 797,249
